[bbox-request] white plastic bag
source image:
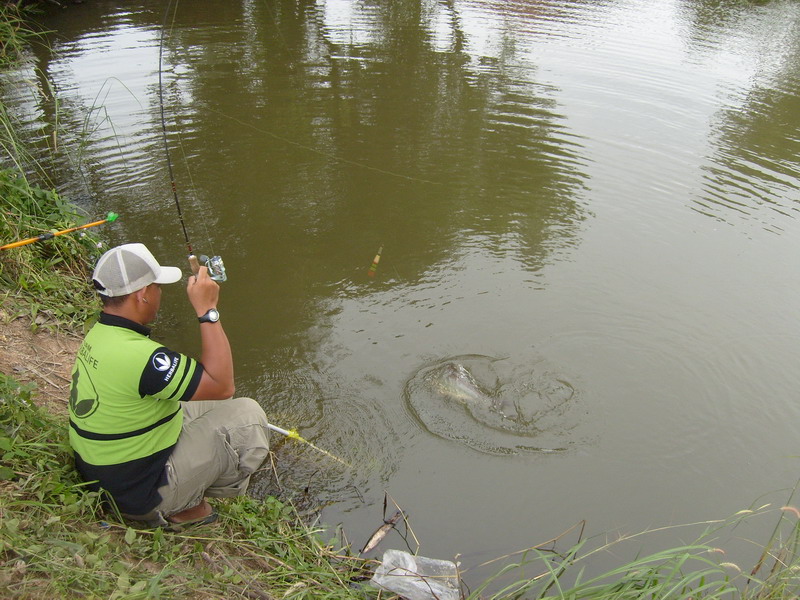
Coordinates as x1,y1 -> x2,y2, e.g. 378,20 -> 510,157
370,549 -> 460,600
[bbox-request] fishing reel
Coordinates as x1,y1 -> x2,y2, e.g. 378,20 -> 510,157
189,253 -> 227,282
200,254 -> 227,282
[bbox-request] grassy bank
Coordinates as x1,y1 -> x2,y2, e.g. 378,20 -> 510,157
467,508 -> 800,600
0,2 -> 102,332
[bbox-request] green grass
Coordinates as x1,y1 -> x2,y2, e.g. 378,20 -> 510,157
0,2 -> 102,333
464,503 -> 800,600
0,3 -> 44,67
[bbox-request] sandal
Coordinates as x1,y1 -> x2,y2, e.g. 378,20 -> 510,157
165,507 -> 219,532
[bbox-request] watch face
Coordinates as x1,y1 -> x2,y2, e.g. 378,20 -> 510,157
200,309 -> 219,323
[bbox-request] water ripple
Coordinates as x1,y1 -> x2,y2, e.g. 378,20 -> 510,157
404,353 -> 591,455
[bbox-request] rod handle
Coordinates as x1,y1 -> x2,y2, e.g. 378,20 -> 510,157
188,254 -> 200,275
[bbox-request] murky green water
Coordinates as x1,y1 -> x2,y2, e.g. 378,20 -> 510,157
9,0 -> 800,581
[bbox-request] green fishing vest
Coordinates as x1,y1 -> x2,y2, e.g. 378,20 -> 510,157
69,316 -> 200,466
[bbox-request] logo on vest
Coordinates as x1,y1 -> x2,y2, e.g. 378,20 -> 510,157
70,365 -> 99,418
152,351 -> 179,384
153,352 -> 172,372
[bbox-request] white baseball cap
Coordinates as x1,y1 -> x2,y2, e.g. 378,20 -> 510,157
93,243 -> 182,297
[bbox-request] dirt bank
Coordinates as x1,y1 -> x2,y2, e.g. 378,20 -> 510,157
0,309 -> 80,414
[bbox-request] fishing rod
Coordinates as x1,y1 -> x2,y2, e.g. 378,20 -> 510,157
0,212 -> 119,251
158,11 -> 342,469
158,0 -> 225,282
267,422 -> 351,467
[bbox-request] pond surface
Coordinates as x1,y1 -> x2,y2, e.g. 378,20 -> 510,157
10,0 -> 800,583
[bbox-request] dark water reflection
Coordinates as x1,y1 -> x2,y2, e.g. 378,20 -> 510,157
5,0 -> 800,584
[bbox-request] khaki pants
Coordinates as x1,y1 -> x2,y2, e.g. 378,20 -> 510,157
125,397 -> 270,527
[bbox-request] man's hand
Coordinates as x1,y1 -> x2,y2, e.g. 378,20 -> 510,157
188,266 -> 235,400
187,266 -> 220,317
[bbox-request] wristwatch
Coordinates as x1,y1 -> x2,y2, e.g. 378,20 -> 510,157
198,308 -> 220,323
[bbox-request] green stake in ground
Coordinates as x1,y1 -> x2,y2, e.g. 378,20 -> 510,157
0,212 -> 119,251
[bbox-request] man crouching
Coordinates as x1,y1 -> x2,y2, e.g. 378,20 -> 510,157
68,242 -> 270,530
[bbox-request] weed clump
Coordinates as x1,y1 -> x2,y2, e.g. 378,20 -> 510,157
0,3 -> 44,67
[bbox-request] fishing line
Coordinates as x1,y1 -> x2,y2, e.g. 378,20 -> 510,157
158,0 -> 194,260
158,0 -> 225,280
203,106 -> 441,186
175,120 -> 219,260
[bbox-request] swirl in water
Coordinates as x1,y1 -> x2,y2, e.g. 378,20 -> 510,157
405,354 -> 586,455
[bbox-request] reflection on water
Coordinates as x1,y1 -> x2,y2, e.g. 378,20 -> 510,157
15,0 -> 590,282
404,354 -> 586,455
683,0 -> 800,232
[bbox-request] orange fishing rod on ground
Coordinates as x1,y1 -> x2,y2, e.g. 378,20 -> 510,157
0,212 -> 119,251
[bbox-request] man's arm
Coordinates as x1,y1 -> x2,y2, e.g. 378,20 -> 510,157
187,266 -> 235,400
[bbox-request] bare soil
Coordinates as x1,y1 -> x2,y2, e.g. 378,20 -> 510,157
0,308 -> 80,415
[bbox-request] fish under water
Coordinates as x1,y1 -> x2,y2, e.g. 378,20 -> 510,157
428,362 -> 507,415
